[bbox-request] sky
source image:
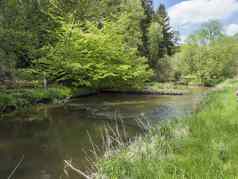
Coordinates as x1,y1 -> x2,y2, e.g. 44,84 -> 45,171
153,0 -> 238,41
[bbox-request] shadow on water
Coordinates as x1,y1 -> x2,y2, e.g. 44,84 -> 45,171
0,88 -> 206,179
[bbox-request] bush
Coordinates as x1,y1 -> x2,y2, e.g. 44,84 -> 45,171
0,87 -> 72,113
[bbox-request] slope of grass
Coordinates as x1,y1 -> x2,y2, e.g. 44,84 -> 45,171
95,80 -> 238,179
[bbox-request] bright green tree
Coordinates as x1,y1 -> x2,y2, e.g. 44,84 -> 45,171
36,22 -> 153,89
117,0 -> 145,49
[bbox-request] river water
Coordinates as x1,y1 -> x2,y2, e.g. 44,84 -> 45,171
0,89 -> 205,179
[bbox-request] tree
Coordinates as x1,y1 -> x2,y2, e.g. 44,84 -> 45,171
174,20 -> 238,86
175,35 -> 238,86
154,4 -> 177,58
117,0 -> 145,49
148,22 -> 175,81
57,0 -> 123,25
187,20 -> 223,45
146,4 -> 177,81
148,22 -> 163,68
35,22 -> 153,89
0,0 -> 62,68
139,0 -> 154,57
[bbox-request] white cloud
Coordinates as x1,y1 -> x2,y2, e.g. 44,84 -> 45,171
225,24 -> 238,36
168,0 -> 238,28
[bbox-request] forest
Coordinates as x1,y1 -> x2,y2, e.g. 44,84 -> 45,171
1,0 -> 238,92
1,0 -> 238,178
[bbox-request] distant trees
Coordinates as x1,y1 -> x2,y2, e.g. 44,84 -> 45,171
187,20 -> 223,45
174,20 -> 238,86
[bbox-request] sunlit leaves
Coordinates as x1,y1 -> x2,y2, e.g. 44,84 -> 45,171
175,36 -> 238,86
37,21 -> 152,89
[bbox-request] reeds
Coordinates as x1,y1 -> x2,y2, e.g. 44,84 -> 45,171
93,81 -> 238,178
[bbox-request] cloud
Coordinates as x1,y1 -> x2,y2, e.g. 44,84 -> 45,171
168,0 -> 238,28
225,24 -> 238,36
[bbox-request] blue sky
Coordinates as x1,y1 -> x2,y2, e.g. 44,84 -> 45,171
153,0 -> 184,8
153,0 -> 238,40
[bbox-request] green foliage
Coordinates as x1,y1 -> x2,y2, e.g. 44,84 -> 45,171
173,20 -> 238,86
154,4 -> 178,57
0,48 -> 15,80
146,4 -> 178,82
187,20 -> 223,45
57,0 -> 122,23
36,22 -> 152,89
15,68 -> 41,81
175,36 -> 238,86
0,0 -> 62,69
147,22 -> 175,81
148,22 -> 163,67
0,0 -> 156,89
0,87 -> 72,113
118,0 -> 145,48
139,0 -> 154,56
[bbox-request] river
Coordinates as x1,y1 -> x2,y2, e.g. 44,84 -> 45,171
0,89 -> 205,179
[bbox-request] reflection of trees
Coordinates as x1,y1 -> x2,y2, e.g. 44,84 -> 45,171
0,115 -> 63,179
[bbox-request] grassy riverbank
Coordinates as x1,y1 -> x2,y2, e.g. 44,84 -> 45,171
0,87 -> 72,114
101,82 -> 190,96
95,79 -> 238,178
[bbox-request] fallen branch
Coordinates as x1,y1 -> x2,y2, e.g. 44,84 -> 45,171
7,155 -> 25,179
64,160 -> 91,179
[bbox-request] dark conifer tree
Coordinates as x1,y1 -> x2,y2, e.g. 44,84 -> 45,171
139,0 -> 154,57
155,3 -> 177,58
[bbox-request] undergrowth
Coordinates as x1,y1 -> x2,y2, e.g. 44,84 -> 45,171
0,87 -> 72,113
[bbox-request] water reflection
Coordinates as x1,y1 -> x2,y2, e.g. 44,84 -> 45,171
0,91 -> 205,179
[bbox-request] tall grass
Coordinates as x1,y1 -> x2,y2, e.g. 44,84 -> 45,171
95,80 -> 238,179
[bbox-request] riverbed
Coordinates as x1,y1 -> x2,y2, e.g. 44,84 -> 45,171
0,89 -> 206,179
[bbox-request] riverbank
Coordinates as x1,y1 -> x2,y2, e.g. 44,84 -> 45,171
95,79 -> 238,178
0,82 -> 191,115
0,87 -> 72,114
101,82 -> 190,96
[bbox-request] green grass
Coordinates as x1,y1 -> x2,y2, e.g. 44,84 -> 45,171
146,82 -> 188,90
144,82 -> 190,94
95,80 -> 238,179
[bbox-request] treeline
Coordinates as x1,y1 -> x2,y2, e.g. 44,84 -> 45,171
1,0 -> 238,89
174,20 -> 238,86
0,0 -> 178,89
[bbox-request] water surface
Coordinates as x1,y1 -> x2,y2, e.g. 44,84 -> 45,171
0,89 -> 205,179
